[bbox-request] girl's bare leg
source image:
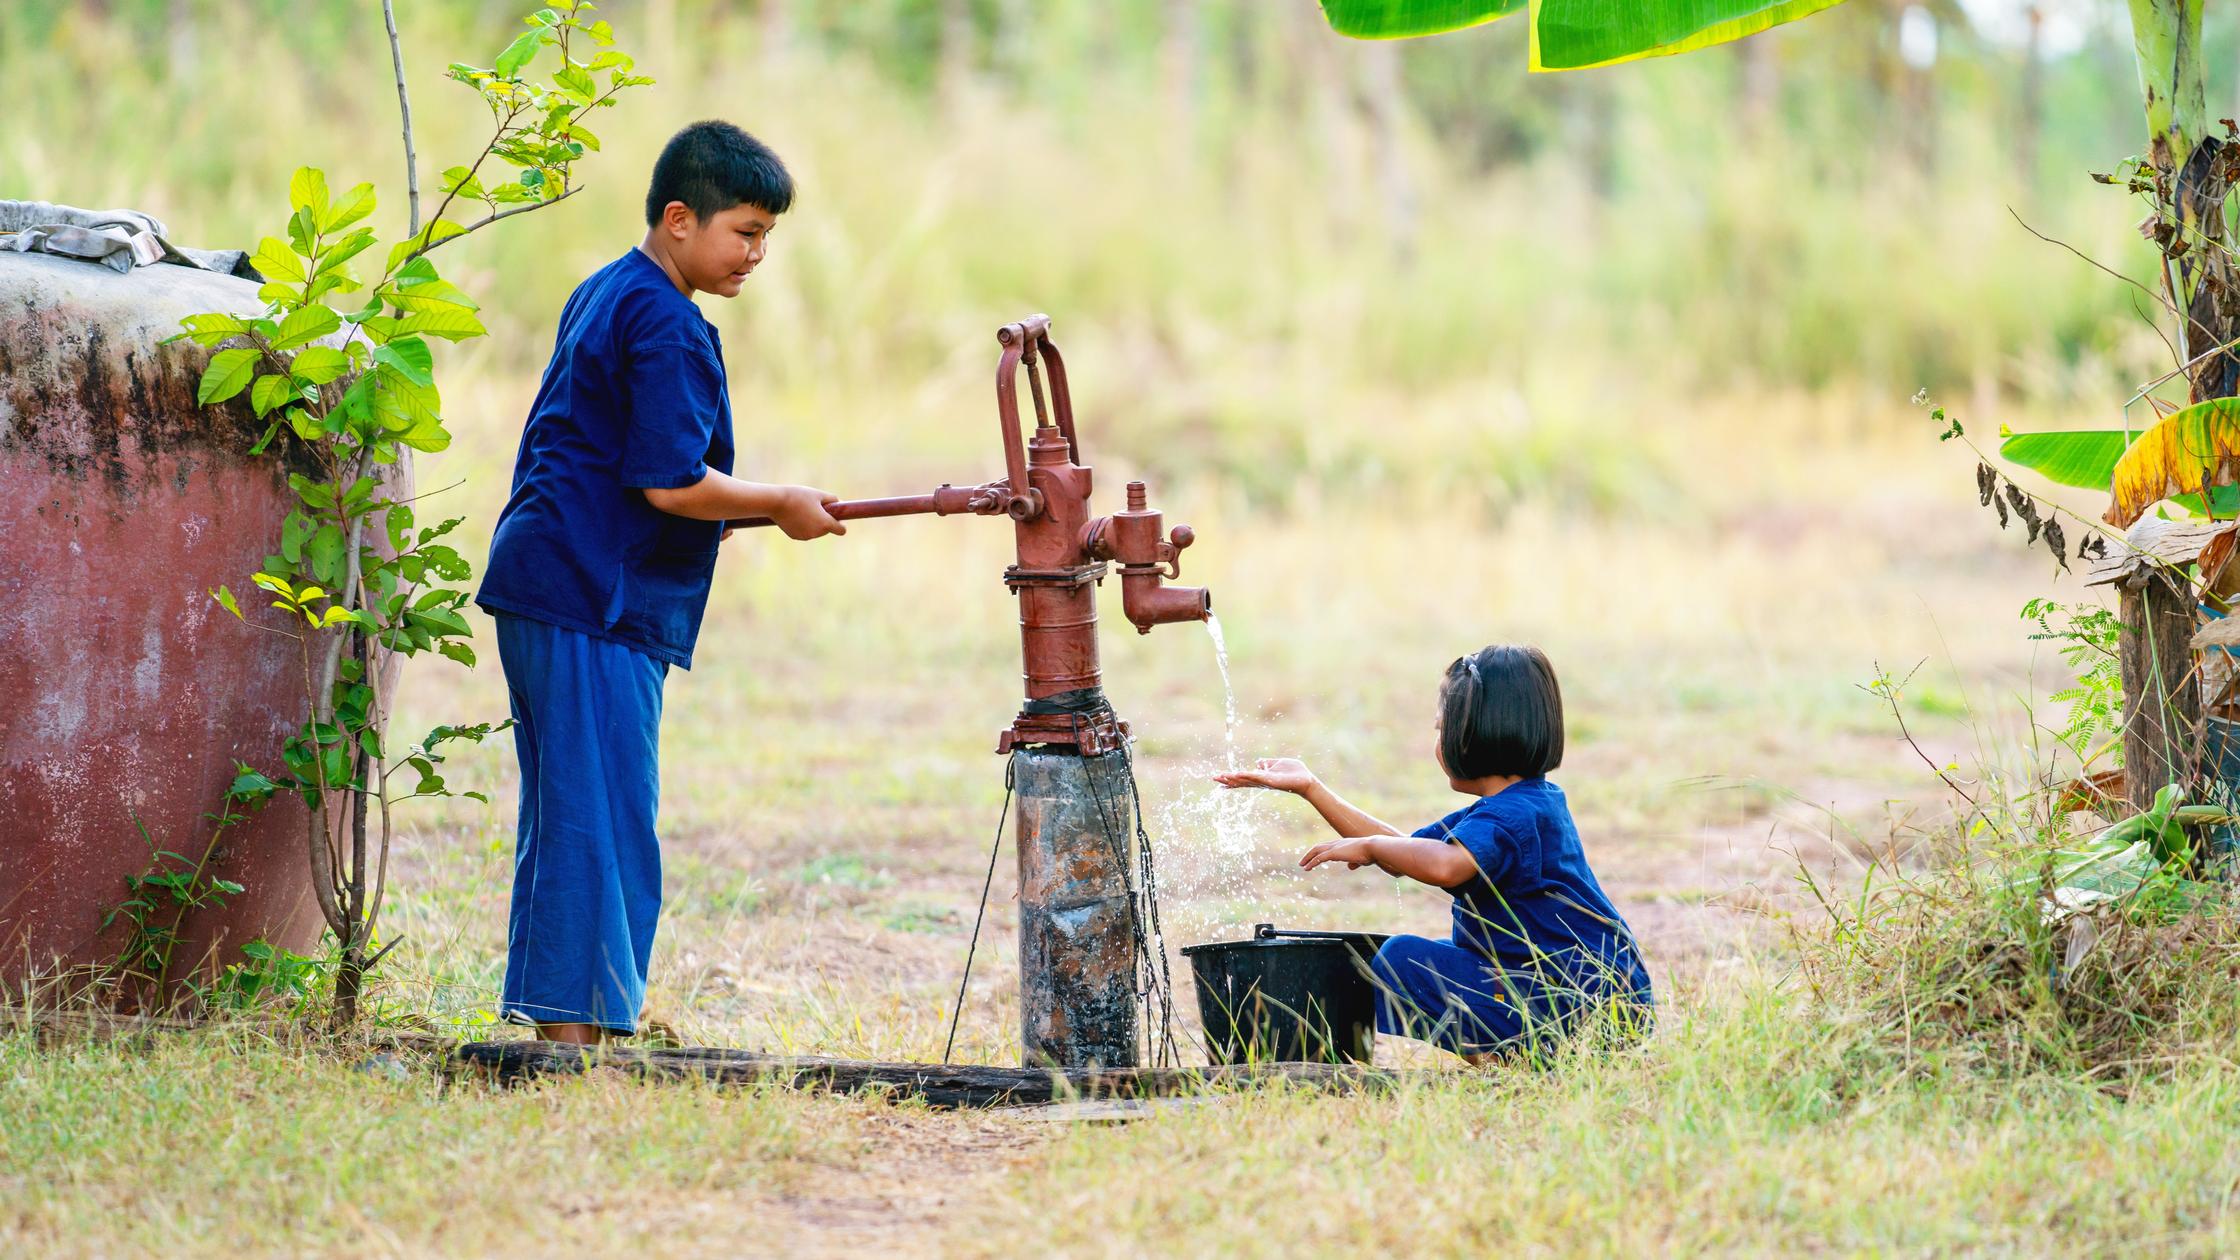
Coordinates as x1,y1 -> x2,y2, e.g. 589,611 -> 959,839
538,1021 -> 606,1045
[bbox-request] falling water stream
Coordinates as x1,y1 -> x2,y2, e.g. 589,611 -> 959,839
1206,614 -> 1239,773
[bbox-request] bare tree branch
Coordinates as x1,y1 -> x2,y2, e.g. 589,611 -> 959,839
2010,205 -> 2181,320
382,0 -> 421,236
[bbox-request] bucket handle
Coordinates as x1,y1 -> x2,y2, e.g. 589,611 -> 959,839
1252,923 -> 1369,942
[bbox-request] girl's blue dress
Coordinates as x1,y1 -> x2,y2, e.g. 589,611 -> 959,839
1372,777 -> 1651,1054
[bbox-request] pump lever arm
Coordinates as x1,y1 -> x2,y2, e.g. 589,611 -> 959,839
726,482 -> 1004,531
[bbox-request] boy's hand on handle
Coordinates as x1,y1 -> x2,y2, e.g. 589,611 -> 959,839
771,485 -> 847,540
1300,837 -> 1376,871
1212,757 -> 1317,795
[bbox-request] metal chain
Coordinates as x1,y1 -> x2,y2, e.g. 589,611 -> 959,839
1076,723 -> 1179,1067
942,752 -> 1016,1065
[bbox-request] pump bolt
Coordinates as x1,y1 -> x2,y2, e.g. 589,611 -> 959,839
1126,481 -> 1147,512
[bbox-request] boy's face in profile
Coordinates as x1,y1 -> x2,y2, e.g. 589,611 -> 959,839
661,201 -> 777,298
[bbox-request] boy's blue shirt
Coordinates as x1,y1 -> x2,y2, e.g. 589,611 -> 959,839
1413,778 -> 1652,1002
476,248 -> 734,669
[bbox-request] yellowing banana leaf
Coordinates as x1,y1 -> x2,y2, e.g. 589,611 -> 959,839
1999,430 -> 2127,492
2106,397 -> 2240,527
1530,0 -> 1848,70
1317,0 -> 1846,65
1319,0 -> 1524,39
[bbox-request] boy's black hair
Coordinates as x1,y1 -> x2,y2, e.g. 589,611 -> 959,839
1438,644 -> 1564,780
643,120 -> 794,227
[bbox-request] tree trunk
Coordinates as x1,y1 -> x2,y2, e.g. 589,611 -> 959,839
2120,567 -> 2201,814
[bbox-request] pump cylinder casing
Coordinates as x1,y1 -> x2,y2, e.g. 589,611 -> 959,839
1013,746 -> 1139,1070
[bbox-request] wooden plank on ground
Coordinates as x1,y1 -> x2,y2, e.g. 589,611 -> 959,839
453,1040 -> 1404,1108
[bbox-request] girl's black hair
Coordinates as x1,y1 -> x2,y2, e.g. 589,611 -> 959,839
644,120 -> 795,227
1438,644 -> 1564,780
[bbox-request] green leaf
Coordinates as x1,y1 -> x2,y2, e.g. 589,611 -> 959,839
176,312 -> 252,347
210,585 -> 244,620
197,347 -> 259,405
249,373 -> 294,418
289,344 -> 349,386
288,167 -> 330,221
268,305 -> 341,352
386,502 -> 415,552
384,220 -> 466,273
287,206 -> 317,261
318,227 -> 376,272
1527,0 -> 1849,71
384,277 -> 481,313
229,767 -> 278,799
1999,430 -> 2126,493
437,165 -> 486,202
325,182 -> 376,232
372,337 -> 434,387
1318,0 -> 1523,38
496,28 -> 542,78
287,474 -> 335,510
387,308 -> 487,342
438,641 -> 478,668
306,524 -> 345,584
555,64 -> 596,98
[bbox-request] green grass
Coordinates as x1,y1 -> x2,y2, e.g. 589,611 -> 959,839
964,994 -> 2240,1255
0,1022 -> 858,1255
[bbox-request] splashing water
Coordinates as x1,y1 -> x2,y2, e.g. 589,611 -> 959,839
1144,615 -> 1324,942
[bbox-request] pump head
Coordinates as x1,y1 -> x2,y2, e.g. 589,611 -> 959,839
726,313 -> 1209,753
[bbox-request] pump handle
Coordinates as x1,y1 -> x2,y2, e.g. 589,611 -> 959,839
725,484 -> 999,532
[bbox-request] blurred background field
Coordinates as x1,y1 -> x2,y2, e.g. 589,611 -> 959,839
15,0 -> 2240,1253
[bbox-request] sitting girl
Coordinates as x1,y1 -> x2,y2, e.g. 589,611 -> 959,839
1214,644 -> 1652,1061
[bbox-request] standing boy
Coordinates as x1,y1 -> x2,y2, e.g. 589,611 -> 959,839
476,121 -> 843,1045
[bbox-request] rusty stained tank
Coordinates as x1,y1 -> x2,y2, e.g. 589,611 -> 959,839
0,250 -> 364,990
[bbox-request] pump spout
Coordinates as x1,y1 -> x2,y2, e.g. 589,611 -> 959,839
1088,480 -> 1211,635
1121,569 -> 1211,633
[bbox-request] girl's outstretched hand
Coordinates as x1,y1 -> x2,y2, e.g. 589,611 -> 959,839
1212,757 -> 1317,794
1300,837 -> 1375,871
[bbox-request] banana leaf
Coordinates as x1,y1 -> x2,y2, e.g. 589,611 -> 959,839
1531,0 -> 1850,70
1318,0 -> 1847,68
1998,430 -> 2126,492
2108,397 -> 2240,527
1319,0 -> 1524,39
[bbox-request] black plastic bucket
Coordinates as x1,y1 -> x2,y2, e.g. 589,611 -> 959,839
1182,924 -> 1391,1065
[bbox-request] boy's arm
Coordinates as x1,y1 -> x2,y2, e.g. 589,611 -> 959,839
644,470 -> 845,540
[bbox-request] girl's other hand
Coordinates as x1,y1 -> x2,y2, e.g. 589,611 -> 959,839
1300,837 -> 1375,871
1212,757 -> 1317,794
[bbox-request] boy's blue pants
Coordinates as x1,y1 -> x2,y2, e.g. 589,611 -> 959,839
493,613 -> 667,1033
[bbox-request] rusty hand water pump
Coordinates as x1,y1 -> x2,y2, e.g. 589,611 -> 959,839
735,314 -> 1208,1069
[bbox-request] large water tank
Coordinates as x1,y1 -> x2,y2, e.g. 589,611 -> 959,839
1,250 -> 370,992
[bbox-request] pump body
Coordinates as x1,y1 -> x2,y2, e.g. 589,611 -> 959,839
732,314 -> 1206,1069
